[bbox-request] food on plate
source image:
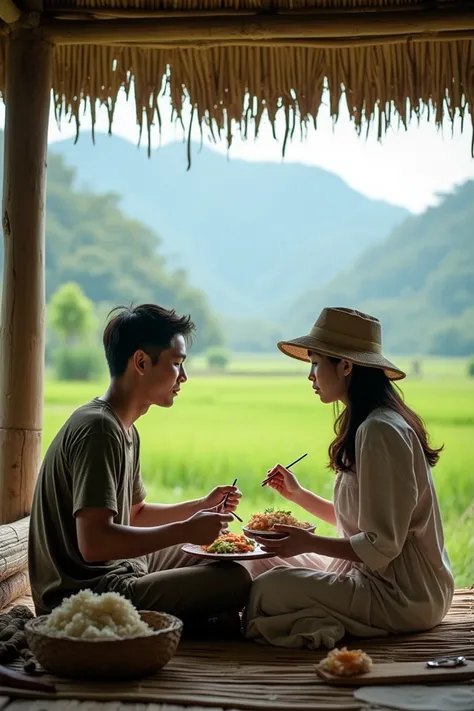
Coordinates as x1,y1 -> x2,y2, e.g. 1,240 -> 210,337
44,589 -> 153,640
318,647 -> 373,676
246,507 -> 312,531
202,532 -> 256,554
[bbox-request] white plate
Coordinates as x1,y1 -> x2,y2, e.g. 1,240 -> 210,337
181,542 -> 275,561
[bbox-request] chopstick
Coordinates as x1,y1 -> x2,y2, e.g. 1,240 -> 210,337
219,478 -> 243,523
261,453 -> 308,486
221,478 -> 237,510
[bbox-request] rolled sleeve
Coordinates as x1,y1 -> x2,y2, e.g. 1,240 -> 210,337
350,531 -> 396,570
350,417 -> 418,572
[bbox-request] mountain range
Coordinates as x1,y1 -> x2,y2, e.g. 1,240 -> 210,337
2,129 -> 470,356
54,134 -> 409,319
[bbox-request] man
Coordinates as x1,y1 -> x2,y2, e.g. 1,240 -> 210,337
28,304 -> 251,637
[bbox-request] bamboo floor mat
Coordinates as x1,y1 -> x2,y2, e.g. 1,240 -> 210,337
0,588 -> 472,711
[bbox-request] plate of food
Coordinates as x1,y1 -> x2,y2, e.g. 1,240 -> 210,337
182,532 -> 275,560
242,507 -> 316,540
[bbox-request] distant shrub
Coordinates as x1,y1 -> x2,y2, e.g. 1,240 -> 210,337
206,347 -> 230,370
468,357 -> 474,378
55,344 -> 105,381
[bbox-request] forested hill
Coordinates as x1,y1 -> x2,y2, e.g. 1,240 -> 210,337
287,180 -> 474,356
0,131 -> 223,352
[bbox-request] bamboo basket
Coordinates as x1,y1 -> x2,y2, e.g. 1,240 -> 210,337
25,610 -> 183,680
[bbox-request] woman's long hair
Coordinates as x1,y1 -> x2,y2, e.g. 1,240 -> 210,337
327,358 -> 443,472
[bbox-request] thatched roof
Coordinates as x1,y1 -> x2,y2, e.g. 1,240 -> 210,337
1,0 -> 473,153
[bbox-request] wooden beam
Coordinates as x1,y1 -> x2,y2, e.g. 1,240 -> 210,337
42,0 -> 451,20
41,8 -> 474,45
84,30 -> 474,51
49,8 -> 257,20
0,30 -> 52,525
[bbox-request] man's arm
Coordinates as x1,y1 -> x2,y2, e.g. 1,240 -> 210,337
76,508 -> 187,562
71,426 -> 190,558
130,498 -> 206,527
129,486 -> 242,527
76,507 -> 232,563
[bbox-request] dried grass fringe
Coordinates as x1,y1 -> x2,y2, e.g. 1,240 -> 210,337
0,36 -> 472,164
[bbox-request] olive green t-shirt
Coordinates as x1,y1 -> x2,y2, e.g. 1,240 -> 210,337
28,398 -> 147,616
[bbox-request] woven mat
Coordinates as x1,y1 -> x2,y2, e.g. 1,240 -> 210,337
1,589 -> 473,711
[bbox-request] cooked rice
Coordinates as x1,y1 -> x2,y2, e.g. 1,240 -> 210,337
44,589 -> 153,640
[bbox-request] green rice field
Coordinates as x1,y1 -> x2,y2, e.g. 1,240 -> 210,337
42,357 -> 474,588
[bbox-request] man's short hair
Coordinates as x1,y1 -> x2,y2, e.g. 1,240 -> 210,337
103,304 -> 195,377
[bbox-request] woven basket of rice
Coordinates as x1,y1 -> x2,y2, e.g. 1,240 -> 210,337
25,610 -> 183,680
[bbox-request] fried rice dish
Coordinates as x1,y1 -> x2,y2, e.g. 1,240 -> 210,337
202,532 -> 256,554
246,507 -> 312,531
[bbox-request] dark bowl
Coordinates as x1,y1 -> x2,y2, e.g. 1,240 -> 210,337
242,524 -> 316,540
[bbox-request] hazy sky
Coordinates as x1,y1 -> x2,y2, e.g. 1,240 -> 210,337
1,88 -> 473,213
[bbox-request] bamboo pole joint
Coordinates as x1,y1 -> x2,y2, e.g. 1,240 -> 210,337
0,0 -> 21,24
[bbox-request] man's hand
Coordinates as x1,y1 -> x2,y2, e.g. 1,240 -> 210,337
253,525 -> 316,558
201,485 -> 242,514
183,510 -> 234,545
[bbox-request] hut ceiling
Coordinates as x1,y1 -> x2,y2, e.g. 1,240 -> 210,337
0,0 -> 473,153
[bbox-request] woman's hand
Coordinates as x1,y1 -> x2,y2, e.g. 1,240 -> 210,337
254,525 -> 316,558
256,528 -> 362,563
262,464 -> 303,502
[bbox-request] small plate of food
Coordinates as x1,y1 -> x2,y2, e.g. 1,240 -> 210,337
315,647 -> 373,684
242,507 -> 316,540
182,532 -> 274,560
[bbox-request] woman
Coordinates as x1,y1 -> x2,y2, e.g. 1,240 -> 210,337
244,307 -> 455,649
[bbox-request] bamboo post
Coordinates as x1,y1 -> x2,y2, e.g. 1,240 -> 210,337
0,0 -> 21,24
0,30 -> 52,525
